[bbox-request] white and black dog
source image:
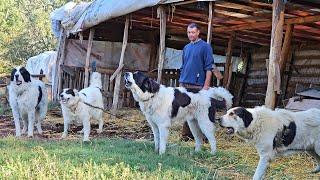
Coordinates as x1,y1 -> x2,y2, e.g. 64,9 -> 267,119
8,66 -> 48,137
59,71 -> 104,141
124,71 -> 233,155
220,106 -> 320,180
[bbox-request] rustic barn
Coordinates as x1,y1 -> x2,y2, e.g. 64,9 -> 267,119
52,0 -> 320,112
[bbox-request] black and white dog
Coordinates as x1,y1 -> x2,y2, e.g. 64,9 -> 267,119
220,106 -> 320,179
8,67 -> 48,137
124,71 -> 233,155
59,71 -> 104,141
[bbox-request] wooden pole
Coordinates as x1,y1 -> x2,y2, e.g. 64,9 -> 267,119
223,33 -> 235,88
280,24 -> 294,74
207,2 -> 213,44
53,29 -> 66,101
277,24 -> 294,105
157,6 -> 166,83
57,33 -> 67,96
84,28 -> 95,88
265,0 -> 285,109
111,16 -> 129,113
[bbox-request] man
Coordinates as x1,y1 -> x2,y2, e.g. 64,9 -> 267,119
179,23 -> 223,140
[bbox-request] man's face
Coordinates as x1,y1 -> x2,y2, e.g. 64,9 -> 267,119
187,26 -> 200,42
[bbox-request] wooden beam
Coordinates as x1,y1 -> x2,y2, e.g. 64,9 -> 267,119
223,33 -> 235,88
111,16 -> 129,113
157,6 -> 167,83
213,14 -> 320,33
109,64 -> 124,82
265,0 -> 285,109
207,2 -> 213,44
280,24 -> 294,74
53,29 -> 66,101
84,28 -> 95,88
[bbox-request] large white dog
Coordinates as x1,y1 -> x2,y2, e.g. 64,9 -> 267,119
8,66 -> 48,137
124,71 -> 233,155
219,106 -> 320,180
59,71 -> 104,141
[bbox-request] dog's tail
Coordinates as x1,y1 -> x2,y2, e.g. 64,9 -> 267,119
208,87 -> 233,109
89,62 -> 102,89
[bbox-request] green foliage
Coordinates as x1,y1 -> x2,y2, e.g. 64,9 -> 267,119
0,0 -> 67,73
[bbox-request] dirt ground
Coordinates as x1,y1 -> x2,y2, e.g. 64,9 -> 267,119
0,108 -> 152,140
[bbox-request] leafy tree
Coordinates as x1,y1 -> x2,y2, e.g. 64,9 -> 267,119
0,0 -> 67,74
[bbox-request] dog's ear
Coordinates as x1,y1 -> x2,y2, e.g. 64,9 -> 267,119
19,67 -> 31,82
73,89 -> 79,96
234,107 -> 253,128
144,78 -> 160,93
10,68 -> 17,81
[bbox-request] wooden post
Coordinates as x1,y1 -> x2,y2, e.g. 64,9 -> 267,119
84,28 -> 95,88
277,24 -> 294,105
207,2 -> 213,44
265,0 -> 285,109
157,6 -> 166,83
111,16 -> 129,113
53,29 -> 66,101
280,24 -> 294,74
223,33 -> 235,88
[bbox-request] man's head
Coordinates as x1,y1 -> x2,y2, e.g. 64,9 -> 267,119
187,23 -> 200,42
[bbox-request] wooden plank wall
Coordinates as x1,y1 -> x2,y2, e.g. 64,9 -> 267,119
60,66 -> 181,109
240,44 -> 320,107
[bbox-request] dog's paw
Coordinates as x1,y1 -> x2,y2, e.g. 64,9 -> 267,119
61,133 -> 67,139
311,165 -> 320,173
77,129 -> 84,134
83,138 -> 90,142
97,129 -> 103,134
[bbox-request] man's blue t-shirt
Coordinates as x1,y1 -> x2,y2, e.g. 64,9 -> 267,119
179,39 -> 214,86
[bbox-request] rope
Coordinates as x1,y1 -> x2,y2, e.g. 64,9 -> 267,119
82,101 -> 143,123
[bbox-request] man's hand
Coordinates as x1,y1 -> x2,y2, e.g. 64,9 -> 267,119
202,85 -> 210,90
213,67 -> 223,80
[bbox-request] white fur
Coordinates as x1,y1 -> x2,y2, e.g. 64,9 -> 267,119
8,67 -> 48,137
60,72 -> 104,141
220,106 -> 320,180
125,72 -> 233,155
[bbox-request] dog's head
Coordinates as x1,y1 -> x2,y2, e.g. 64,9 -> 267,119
59,88 -> 79,106
219,107 -> 253,134
10,67 -> 31,86
124,71 -> 160,94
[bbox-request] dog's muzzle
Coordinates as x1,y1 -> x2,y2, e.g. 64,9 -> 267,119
218,117 -> 235,134
60,95 -> 69,104
15,75 -> 22,85
124,72 -> 132,88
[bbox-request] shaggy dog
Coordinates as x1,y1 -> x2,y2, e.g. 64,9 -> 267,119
219,106 -> 320,180
59,71 -> 104,141
124,71 -> 233,155
8,66 -> 48,137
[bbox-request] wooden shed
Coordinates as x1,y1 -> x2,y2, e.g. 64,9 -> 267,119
52,0 -> 320,112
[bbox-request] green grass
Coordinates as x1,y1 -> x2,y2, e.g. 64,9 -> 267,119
0,137 -> 253,180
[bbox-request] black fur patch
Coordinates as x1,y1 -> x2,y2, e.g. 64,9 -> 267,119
234,107 -> 253,128
37,86 -> 42,108
133,72 -> 160,93
208,98 -> 227,123
185,88 -> 201,93
171,89 -> 191,118
10,68 -> 17,81
65,89 -> 75,96
273,122 -> 297,149
19,67 -> 31,82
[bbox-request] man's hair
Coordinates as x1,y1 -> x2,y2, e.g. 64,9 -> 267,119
187,23 -> 200,30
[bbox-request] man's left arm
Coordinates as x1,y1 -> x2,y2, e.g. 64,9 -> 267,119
203,71 -> 212,90
203,45 -> 214,90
